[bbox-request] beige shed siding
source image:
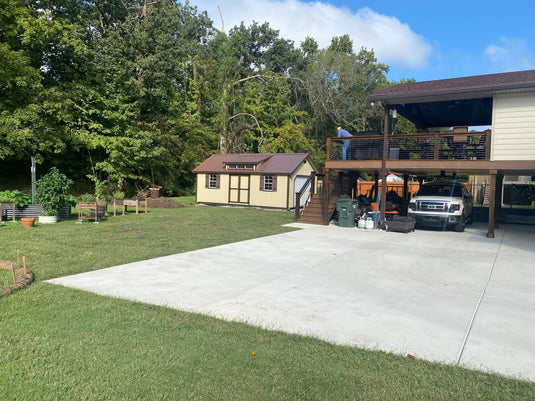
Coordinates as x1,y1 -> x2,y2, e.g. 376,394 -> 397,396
196,174 -> 229,204
492,92 -> 535,161
249,175 -> 289,208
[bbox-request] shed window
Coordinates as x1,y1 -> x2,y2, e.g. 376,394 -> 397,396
207,174 -> 219,189
262,175 -> 277,192
227,164 -> 255,170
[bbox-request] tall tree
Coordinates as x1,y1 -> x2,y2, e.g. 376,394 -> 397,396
301,35 -> 389,149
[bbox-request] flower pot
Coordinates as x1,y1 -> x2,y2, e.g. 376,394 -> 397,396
21,217 -> 36,228
39,215 -> 58,224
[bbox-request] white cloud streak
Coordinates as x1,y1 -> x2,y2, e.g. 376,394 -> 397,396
190,0 -> 432,69
483,37 -> 535,72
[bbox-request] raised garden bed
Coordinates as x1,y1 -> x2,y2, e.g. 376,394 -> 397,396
1,205 -> 71,220
386,216 -> 416,233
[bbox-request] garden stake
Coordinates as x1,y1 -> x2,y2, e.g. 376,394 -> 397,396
23,256 -> 27,275
11,263 -> 16,285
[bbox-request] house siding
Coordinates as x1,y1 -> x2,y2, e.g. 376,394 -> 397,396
492,92 -> 535,161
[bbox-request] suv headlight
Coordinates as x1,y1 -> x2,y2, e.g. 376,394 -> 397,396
449,204 -> 460,212
408,201 -> 415,211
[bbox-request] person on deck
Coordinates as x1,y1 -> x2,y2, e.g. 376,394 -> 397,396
337,127 -> 353,160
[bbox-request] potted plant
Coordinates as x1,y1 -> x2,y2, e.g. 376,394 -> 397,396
21,217 -> 36,227
34,168 -> 73,223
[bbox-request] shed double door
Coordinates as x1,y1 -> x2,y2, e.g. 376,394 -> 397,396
229,175 -> 250,204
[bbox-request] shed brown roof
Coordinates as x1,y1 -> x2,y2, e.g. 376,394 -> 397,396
369,69 -> 535,103
193,153 -> 313,175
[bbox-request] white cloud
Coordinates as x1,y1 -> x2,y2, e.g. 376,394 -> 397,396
483,37 -> 535,72
190,0 -> 432,69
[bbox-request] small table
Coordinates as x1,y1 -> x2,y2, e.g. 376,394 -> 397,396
0,202 -> 16,222
78,202 -> 105,222
113,199 -> 147,216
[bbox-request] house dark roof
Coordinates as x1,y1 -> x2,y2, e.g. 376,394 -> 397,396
193,153 -> 313,175
369,69 -> 535,103
368,69 -> 535,128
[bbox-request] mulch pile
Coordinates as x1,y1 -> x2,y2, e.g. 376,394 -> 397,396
146,197 -> 185,209
0,261 -> 34,299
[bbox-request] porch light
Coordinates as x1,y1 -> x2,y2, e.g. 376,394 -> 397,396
392,108 -> 397,118
370,101 -> 375,107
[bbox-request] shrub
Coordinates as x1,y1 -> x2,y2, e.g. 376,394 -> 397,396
79,193 -> 97,203
0,190 -> 32,207
112,191 -> 125,199
34,168 -> 73,216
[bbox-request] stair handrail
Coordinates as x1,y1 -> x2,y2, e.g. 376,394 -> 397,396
323,173 -> 343,224
294,171 -> 317,222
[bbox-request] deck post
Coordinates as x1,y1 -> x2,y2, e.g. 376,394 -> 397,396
403,173 -> 409,216
380,106 -> 390,229
324,169 -> 330,225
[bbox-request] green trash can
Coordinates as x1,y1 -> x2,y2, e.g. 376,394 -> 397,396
336,195 -> 357,227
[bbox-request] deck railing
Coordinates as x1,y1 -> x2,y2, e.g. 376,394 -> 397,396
327,130 -> 491,161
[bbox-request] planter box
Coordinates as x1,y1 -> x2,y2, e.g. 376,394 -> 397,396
386,216 -> 416,233
3,205 -> 71,220
39,215 -> 58,224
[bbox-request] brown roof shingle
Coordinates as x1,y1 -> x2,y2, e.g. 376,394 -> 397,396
370,69 -> 535,102
193,153 -> 312,175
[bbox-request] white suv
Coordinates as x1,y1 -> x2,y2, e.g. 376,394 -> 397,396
408,182 -> 473,232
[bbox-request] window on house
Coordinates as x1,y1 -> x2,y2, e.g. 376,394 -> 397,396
263,175 -> 273,191
208,174 -> 218,189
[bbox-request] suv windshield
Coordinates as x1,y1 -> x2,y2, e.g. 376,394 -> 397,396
417,184 -> 463,197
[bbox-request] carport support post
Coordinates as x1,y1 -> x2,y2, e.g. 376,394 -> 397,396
403,173 -> 409,216
487,171 -> 496,238
380,105 -> 390,229
324,168 -> 331,224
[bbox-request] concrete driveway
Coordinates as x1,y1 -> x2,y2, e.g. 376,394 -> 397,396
47,221 -> 535,381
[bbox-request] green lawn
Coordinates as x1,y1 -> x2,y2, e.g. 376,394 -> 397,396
1,200 -> 534,400
0,268 -> 14,288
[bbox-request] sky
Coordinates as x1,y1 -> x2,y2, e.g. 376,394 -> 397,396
188,0 -> 535,82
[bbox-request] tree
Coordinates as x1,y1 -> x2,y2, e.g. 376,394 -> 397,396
300,35 -> 389,152
208,21 -> 305,153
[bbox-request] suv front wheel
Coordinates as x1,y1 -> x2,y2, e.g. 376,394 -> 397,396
455,214 -> 465,232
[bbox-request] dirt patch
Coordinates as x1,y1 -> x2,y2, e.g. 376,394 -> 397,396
0,260 -> 34,299
146,197 -> 185,209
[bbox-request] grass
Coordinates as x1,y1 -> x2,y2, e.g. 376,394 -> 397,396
1,200 -> 534,400
0,268 -> 14,288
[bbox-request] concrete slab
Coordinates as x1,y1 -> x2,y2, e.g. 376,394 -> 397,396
46,222 -> 535,381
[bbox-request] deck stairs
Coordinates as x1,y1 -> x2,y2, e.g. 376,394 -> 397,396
298,172 -> 359,225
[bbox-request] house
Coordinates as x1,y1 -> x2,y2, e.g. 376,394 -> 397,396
299,69 -> 535,238
193,153 -> 317,210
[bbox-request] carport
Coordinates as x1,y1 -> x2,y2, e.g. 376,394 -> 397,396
317,70 -> 535,237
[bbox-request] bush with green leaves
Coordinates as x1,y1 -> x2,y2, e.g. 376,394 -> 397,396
78,193 -> 97,203
34,168 -> 73,216
64,194 -> 78,207
112,191 -> 125,199
0,190 -> 32,207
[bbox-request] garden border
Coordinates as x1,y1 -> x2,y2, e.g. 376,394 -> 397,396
0,261 -> 34,299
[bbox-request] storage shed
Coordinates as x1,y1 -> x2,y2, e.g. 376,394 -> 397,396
193,153 -> 317,209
